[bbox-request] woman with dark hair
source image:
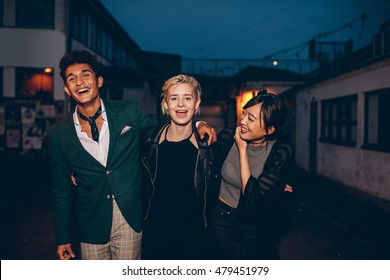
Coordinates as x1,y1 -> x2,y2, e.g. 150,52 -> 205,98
209,89 -> 293,260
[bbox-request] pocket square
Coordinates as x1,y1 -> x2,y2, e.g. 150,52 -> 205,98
120,126 -> 132,134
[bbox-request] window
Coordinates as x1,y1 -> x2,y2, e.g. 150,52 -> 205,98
71,11 -> 88,45
321,94 -> 357,146
15,67 -> 53,99
90,20 -> 107,57
95,26 -> 105,55
15,0 -> 54,29
105,35 -> 113,61
0,0 -> 3,26
364,89 -> 390,152
113,43 -> 123,66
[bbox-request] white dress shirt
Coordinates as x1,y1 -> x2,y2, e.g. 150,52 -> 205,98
73,99 -> 110,167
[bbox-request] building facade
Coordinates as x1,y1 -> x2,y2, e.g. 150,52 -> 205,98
291,20 -> 390,201
0,0 -> 162,154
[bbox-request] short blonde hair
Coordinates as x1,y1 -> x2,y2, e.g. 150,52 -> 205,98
161,74 -> 202,115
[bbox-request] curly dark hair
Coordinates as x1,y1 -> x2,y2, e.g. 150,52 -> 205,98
243,89 -> 287,140
59,49 -> 103,83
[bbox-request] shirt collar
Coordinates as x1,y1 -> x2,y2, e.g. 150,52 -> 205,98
73,99 -> 107,126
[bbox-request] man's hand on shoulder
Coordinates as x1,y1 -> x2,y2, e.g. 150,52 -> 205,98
197,121 -> 217,145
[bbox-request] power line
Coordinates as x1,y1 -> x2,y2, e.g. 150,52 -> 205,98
262,13 -> 367,60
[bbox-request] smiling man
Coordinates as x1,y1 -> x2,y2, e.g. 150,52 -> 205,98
48,50 -> 216,260
47,49 -> 160,260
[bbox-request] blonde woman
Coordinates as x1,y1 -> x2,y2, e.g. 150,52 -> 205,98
140,74 -> 215,259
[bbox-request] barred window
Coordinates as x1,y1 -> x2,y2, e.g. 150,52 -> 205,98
320,94 -> 357,146
71,11 -> 88,45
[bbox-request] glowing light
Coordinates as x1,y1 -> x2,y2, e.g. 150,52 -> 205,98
236,90 -> 256,122
273,60 -> 278,66
44,68 -> 53,73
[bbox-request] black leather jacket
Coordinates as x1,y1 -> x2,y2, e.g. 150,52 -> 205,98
212,128 -> 293,259
213,128 -> 293,221
140,122 -> 215,228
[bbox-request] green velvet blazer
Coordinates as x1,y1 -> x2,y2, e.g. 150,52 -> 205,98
48,99 -> 157,245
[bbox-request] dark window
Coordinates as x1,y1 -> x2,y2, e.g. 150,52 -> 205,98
112,43 -> 122,66
105,35 -> 113,61
320,94 -> 357,146
364,89 -> 390,152
15,67 -> 53,100
71,11 -> 88,45
95,26 -> 105,55
0,0 -> 3,26
15,0 -> 54,29
90,20 -> 97,50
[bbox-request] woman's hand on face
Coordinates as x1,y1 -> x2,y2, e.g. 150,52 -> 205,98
234,126 -> 247,152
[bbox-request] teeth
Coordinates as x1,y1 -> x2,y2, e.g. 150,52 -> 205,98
78,89 -> 89,93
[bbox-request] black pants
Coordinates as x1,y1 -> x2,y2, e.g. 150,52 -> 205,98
208,200 -> 257,259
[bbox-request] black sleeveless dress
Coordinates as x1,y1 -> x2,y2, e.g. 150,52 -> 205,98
141,127 -> 207,260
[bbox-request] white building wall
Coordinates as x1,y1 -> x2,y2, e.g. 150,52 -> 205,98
295,91 -> 311,170
2,67 -> 15,98
295,59 -> 390,200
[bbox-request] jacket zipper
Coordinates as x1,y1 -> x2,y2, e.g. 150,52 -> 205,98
194,149 -> 208,228
141,148 -> 158,220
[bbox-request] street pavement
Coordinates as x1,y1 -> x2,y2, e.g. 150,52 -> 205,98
1,155 -> 389,260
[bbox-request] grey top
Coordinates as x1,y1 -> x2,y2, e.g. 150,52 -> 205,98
219,140 -> 275,208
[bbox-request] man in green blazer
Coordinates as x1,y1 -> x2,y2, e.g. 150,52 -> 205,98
49,50 -> 216,260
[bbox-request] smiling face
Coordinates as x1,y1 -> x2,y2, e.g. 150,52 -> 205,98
239,102 -> 275,146
163,83 -> 200,126
63,63 -> 103,107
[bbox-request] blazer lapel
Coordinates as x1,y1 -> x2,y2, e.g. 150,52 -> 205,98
105,102 -> 117,165
65,115 -> 105,167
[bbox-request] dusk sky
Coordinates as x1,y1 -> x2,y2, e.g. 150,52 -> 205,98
100,0 -> 390,60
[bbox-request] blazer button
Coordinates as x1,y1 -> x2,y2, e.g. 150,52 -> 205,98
106,170 -> 111,175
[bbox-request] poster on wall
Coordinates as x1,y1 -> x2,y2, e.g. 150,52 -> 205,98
5,104 -> 22,150
5,104 -> 21,127
22,124 -> 34,150
43,104 -> 55,119
6,129 -> 21,148
23,122 -> 44,150
21,106 -> 36,124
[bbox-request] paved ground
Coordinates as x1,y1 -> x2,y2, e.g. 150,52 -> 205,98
1,153 -> 390,260
278,171 -> 390,260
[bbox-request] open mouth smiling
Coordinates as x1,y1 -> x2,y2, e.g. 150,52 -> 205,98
176,110 -> 188,116
240,126 -> 249,133
77,88 -> 90,94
